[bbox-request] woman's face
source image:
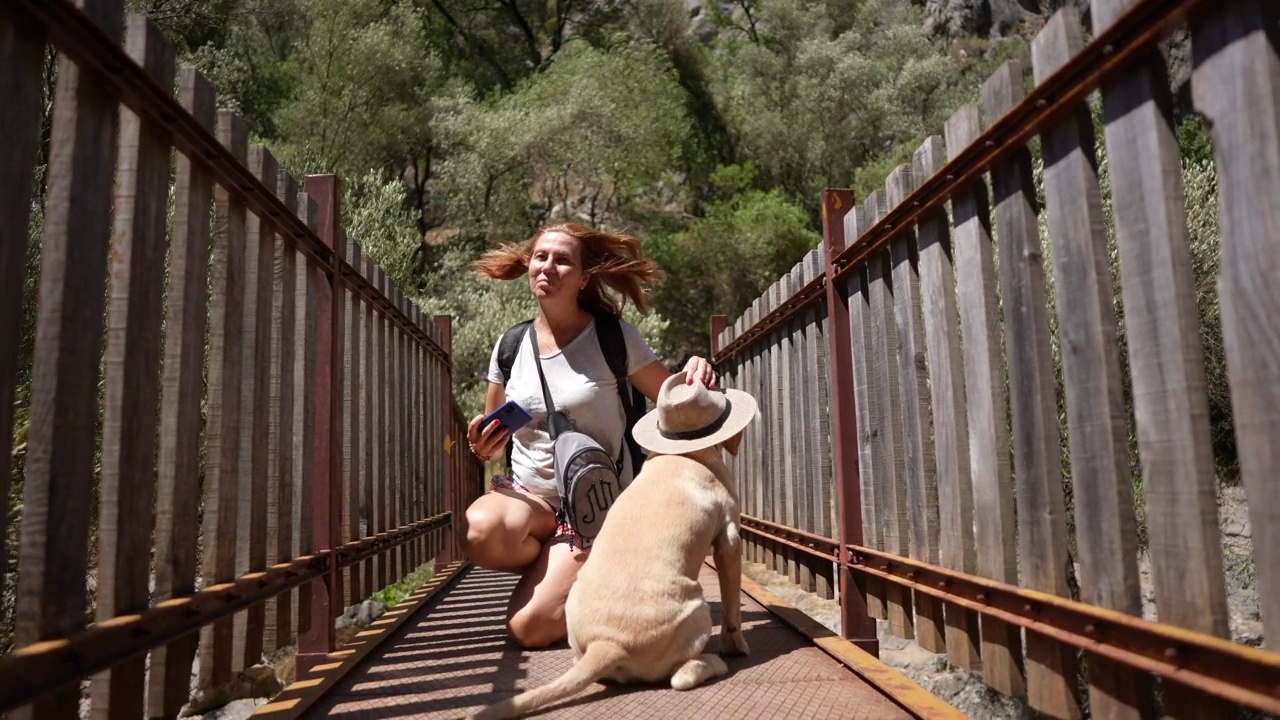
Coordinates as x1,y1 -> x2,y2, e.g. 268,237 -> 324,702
527,231 -> 586,304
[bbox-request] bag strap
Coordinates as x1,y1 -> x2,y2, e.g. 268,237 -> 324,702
527,324 -> 572,439
593,312 -> 646,476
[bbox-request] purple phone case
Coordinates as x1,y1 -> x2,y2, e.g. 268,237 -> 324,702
483,400 -> 532,434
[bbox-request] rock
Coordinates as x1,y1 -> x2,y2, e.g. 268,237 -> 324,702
925,0 -> 994,38
355,599 -> 386,626
183,664 -> 283,717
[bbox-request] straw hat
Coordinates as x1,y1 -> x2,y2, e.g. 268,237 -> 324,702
632,372 -> 758,454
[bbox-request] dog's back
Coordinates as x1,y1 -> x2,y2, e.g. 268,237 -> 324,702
469,450 -> 740,719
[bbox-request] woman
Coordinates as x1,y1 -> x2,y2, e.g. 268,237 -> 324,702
461,223 -> 716,649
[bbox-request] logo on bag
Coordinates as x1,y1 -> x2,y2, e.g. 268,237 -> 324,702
580,478 -> 616,526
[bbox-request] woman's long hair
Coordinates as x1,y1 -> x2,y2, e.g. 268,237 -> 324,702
473,224 -> 663,317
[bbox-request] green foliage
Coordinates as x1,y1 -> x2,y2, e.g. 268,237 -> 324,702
273,0 -> 446,180
430,43 -> 691,242
649,174 -> 819,353
371,561 -> 435,608
709,0 -> 987,217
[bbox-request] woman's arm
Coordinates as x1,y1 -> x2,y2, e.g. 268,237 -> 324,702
466,382 -> 510,462
628,356 -> 718,403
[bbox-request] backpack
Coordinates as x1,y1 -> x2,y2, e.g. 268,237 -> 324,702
496,312 -> 647,478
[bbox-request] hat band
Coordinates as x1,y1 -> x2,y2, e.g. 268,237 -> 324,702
658,400 -> 733,441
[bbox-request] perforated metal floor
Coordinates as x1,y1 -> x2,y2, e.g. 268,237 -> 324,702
304,565 -> 913,719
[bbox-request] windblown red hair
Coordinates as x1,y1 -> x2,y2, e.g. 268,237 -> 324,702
473,224 -> 663,316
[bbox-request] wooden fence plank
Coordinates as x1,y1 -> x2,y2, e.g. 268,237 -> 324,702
945,102 -> 1024,697
294,191 -> 318,636
14,3 -> 123,716
1032,11 -> 1150,718
92,17 -> 174,719
375,271 -> 389,588
1093,3 -> 1233,717
866,190 -> 914,641
847,241 -> 885,620
298,174 -> 343,673
264,171 -> 298,657
769,285 -> 787,577
983,59 -> 1081,719
914,135 -> 981,671
198,109 -> 248,692
887,165 -> 944,654
345,247 -> 363,605
780,282 -> 798,583
809,249 -> 833,561
149,65 -> 215,720
0,8 -> 45,602
362,264 -> 376,598
1191,0 -> 1280,642
236,145 -> 278,670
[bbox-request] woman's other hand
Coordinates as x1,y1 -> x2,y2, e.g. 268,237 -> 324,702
467,413 -> 509,462
682,355 -> 717,389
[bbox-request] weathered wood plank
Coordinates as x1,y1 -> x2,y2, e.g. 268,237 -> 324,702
887,165 -> 944,654
945,102 -> 1025,697
812,249 -> 834,594
91,17 -> 174,719
374,271 -> 389,588
1092,3 -> 1232,717
346,259 -> 364,604
0,8 -> 45,603
294,192 -> 319,635
234,144 -> 278,669
914,135 -> 982,671
149,65 -> 215,720
362,271 -> 376,598
773,281 -> 793,584
1032,11 -> 1149,718
1191,0 -> 1280,642
846,216 -> 885,619
14,3 -> 123,716
264,171 -> 298,656
198,109 -> 248,691
866,190 -> 914,641
983,59 -> 1081,719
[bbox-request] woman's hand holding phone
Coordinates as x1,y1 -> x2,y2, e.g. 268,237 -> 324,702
467,399 -> 531,462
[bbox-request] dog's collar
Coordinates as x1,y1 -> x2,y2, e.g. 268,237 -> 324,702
657,400 -> 733,441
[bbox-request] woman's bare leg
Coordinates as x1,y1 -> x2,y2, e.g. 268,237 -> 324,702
458,489 -> 557,572
506,540 -> 588,648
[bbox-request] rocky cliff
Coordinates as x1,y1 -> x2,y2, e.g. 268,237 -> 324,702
922,0 -> 1090,38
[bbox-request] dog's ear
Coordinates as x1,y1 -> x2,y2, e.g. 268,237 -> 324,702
722,430 -> 744,456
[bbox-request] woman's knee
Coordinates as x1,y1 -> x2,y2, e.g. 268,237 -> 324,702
507,602 -> 566,649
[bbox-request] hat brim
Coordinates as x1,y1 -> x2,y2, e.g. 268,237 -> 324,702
632,388 -> 758,455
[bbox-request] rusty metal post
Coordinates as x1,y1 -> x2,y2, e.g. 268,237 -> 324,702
433,315 -> 457,565
821,189 -> 878,655
297,174 -> 344,676
709,315 -> 728,357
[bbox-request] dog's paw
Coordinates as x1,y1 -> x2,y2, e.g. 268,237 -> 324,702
719,629 -> 750,657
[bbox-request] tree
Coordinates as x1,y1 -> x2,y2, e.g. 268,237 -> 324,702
430,43 -> 691,244
709,0 -> 988,216
647,163 -> 820,353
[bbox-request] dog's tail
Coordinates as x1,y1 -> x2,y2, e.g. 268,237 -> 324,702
469,641 -> 626,720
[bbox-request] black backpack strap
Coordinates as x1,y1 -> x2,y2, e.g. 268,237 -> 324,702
593,312 -> 647,476
496,320 -> 532,470
496,319 -> 533,386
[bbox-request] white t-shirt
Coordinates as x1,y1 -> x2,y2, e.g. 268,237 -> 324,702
487,317 -> 659,507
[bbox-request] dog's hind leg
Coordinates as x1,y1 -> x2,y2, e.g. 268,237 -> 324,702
670,654 -> 728,691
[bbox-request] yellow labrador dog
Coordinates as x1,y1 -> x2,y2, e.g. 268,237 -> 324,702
471,373 -> 758,719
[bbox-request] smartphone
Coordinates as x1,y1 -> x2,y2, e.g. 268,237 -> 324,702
481,399 -> 533,436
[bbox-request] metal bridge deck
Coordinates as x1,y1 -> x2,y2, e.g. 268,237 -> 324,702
278,563 -> 932,719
